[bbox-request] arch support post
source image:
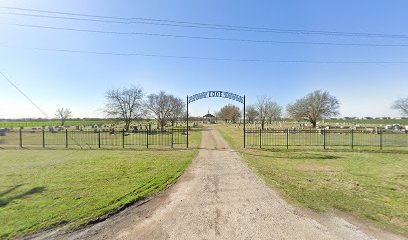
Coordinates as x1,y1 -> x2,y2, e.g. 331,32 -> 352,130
186,96 -> 189,148
244,95 -> 246,148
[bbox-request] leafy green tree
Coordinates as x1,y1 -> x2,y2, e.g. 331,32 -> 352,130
218,104 -> 241,123
287,90 -> 340,128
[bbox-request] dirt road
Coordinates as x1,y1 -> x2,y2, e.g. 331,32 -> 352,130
34,127 -> 406,240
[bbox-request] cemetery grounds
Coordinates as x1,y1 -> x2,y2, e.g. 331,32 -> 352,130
217,124 -> 408,236
0,124 -> 202,239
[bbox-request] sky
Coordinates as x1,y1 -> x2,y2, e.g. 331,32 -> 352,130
0,0 -> 407,119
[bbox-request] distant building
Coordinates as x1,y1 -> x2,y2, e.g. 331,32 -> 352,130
203,113 -> 216,124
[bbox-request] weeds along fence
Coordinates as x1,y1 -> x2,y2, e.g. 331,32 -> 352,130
245,129 -> 408,149
0,128 -> 188,149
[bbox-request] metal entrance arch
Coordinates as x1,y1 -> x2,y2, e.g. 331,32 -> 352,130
186,91 -> 246,148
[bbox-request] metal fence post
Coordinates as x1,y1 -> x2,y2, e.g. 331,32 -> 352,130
323,129 -> 326,150
19,127 -> 23,148
98,129 -> 101,148
65,129 -> 68,148
351,129 -> 354,150
171,127 -> 174,148
259,128 -> 262,148
146,129 -> 149,149
42,126 -> 45,148
162,128 -> 164,146
286,129 -> 289,149
122,129 -> 125,148
380,129 -> 383,150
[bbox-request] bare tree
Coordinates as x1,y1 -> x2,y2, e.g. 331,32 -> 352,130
104,86 -> 144,131
256,96 -> 280,130
146,91 -> 185,130
392,97 -> 408,116
218,104 -> 241,123
266,101 -> 282,124
246,105 -> 258,124
169,96 -> 185,126
287,90 -> 340,128
55,108 -> 72,126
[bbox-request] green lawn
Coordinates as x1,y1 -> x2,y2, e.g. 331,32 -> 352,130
0,120 -> 110,128
324,118 -> 408,126
0,130 -> 201,239
217,125 -> 408,235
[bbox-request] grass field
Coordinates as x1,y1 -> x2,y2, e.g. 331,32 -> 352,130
243,119 -> 408,130
0,120 -> 110,128
0,120 -> 200,129
324,118 -> 408,126
217,125 -> 408,235
0,130 -> 201,239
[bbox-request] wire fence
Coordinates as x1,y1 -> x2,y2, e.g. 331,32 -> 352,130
0,128 -> 189,149
245,129 -> 408,149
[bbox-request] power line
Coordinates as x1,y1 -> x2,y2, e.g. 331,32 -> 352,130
2,6 -> 408,39
3,12 -> 131,25
10,23 -> 408,48
0,72 -> 50,118
2,44 -> 408,64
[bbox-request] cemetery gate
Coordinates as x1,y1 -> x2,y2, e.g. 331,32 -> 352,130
186,91 -> 246,148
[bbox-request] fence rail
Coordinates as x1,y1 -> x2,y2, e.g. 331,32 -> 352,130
245,129 -> 408,149
0,128 -> 188,149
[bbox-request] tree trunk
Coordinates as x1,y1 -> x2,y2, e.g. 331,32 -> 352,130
124,120 -> 130,132
311,120 -> 317,128
160,119 -> 166,131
